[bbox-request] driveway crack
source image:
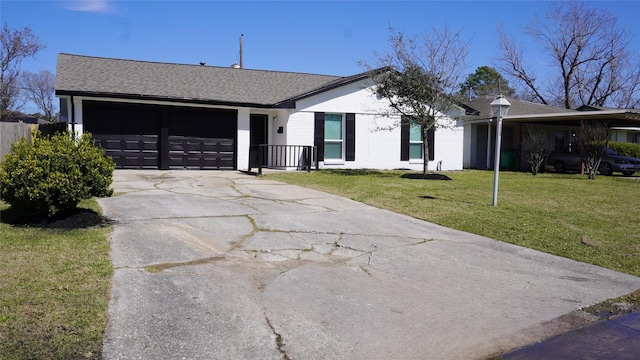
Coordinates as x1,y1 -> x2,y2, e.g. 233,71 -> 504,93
227,215 -> 258,252
265,313 -> 292,360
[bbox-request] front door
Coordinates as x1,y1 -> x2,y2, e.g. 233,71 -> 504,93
250,114 -> 268,168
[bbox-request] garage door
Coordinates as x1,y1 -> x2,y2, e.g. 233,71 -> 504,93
83,101 -> 237,170
93,134 -> 159,169
168,136 -> 234,169
84,101 -> 160,169
166,106 -> 236,170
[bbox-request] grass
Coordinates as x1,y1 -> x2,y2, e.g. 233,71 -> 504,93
264,169 -> 640,278
0,199 -> 112,359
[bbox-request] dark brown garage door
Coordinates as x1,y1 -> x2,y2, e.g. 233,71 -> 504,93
166,106 -> 236,170
93,134 -> 159,169
83,101 -> 237,170
84,101 -> 160,169
168,136 -> 234,169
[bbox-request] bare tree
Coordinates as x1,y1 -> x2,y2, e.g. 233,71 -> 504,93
497,2 -> 640,109
22,70 -> 56,122
521,126 -> 549,175
361,26 -> 469,174
577,120 -> 609,180
0,23 -> 44,121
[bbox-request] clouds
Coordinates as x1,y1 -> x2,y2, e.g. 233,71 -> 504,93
63,0 -> 113,13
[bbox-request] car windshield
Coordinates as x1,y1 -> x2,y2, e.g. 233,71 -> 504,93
604,148 -> 618,155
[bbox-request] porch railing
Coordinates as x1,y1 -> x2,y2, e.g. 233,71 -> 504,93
249,145 -> 318,175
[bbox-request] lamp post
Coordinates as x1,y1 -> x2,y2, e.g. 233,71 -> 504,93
491,94 -> 511,206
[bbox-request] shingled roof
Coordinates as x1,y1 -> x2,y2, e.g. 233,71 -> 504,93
460,95 -> 576,121
55,53 -> 372,108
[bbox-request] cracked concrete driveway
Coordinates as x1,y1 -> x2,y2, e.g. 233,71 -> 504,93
99,170 -> 640,360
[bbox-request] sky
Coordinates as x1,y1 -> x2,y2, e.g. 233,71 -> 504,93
2,0 -> 640,113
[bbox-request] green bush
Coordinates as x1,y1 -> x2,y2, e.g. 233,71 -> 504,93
0,132 -> 115,217
609,141 -> 640,158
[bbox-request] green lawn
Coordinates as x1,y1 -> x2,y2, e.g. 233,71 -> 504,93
264,170 -> 640,278
0,200 -> 112,360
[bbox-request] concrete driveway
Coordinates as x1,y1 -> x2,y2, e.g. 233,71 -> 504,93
99,170 -> 640,360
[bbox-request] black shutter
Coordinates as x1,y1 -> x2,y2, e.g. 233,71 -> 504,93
314,112 -> 325,162
400,117 -> 409,161
345,113 -> 355,161
427,128 -> 435,161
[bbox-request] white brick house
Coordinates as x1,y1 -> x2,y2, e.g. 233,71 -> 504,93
55,53 -> 464,171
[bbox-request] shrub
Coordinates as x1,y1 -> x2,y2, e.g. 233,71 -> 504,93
522,125 -> 549,175
0,131 -> 115,217
609,141 -> 640,159
578,121 -> 608,180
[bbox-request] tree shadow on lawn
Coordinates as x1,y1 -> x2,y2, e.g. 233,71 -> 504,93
321,169 -> 453,180
321,169 -> 398,177
0,206 -> 111,230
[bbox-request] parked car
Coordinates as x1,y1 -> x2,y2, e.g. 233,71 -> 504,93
547,147 -> 640,176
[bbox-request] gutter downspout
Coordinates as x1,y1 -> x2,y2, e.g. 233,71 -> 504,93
70,96 -> 75,134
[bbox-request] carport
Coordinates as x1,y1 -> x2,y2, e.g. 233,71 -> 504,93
502,108 -> 640,172
462,96 -> 640,171
505,108 -> 640,127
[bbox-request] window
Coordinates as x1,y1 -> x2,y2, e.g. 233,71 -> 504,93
409,121 -> 423,160
324,113 -> 343,159
401,118 -> 434,162
315,112 -> 355,162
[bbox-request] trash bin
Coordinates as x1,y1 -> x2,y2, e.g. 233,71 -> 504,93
500,149 -> 517,171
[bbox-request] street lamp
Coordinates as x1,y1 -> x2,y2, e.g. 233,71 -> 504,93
491,94 -> 511,206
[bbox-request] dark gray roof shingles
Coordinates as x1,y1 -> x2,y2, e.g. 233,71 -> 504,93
461,95 -> 576,120
55,53 -> 345,106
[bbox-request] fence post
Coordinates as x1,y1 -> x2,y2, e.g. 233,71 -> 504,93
314,146 -> 319,170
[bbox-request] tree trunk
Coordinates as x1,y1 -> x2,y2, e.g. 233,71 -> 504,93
423,128 -> 430,175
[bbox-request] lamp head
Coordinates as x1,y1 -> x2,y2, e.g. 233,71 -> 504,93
490,94 -> 511,118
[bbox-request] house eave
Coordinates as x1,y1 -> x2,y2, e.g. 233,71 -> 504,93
505,110 -> 640,121
462,110 -> 640,128
461,116 -> 493,124
503,110 -> 640,128
54,90 -> 294,109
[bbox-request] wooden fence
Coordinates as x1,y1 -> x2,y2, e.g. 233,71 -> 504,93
1,122 -> 34,161
0,122 -> 67,161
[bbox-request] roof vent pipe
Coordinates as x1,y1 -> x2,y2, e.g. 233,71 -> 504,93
239,34 -> 243,69
231,63 -> 240,69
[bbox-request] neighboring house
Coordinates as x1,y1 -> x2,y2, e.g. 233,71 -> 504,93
576,105 -> 640,145
7,111 -> 50,125
460,96 -> 575,170
55,53 -> 464,171
461,96 -> 640,171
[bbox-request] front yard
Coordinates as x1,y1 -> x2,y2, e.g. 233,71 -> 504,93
0,199 -> 112,359
1,169 -> 639,358
264,170 -> 640,278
